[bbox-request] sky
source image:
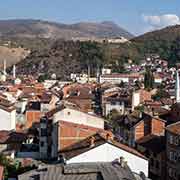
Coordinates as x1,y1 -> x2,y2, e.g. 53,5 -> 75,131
0,0 -> 180,35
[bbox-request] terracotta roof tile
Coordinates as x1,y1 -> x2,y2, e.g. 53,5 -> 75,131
0,130 -> 26,144
166,121 -> 180,135
60,133 -> 147,160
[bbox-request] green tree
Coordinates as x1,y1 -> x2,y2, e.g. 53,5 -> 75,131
152,86 -> 170,100
79,41 -> 104,76
37,74 -> 48,82
107,109 -> 121,130
169,37 -> 180,66
144,66 -> 154,90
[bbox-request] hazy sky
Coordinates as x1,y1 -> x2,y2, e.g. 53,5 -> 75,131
0,0 -> 180,35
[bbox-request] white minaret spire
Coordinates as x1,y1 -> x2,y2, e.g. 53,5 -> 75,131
175,70 -> 180,103
13,65 -> 16,79
3,59 -> 6,76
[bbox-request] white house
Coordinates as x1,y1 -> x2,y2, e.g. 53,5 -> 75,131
132,91 -> 140,111
48,106 -> 104,129
61,134 -> 149,177
100,73 -> 143,84
0,105 -> 16,130
102,68 -> 112,75
0,96 -> 16,131
104,101 -> 125,116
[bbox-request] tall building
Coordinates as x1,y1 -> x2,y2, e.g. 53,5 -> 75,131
166,122 -> 180,180
175,70 -> 180,103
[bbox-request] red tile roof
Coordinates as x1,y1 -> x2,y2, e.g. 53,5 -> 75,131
60,133 -> 147,160
58,120 -> 110,150
0,130 -> 26,144
166,121 -> 180,135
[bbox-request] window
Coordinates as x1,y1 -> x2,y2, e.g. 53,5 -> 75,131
169,151 -> 174,161
145,150 -> 150,158
111,101 -> 116,105
175,136 -> 179,146
155,161 -> 159,169
153,152 -> 157,158
169,151 -> 178,162
40,141 -> 44,147
178,174 -> 180,180
169,135 -> 174,144
41,128 -> 47,136
169,168 -> 173,177
168,168 -> 177,178
150,158 -> 154,167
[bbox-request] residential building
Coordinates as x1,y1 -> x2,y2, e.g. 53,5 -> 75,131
18,161 -> 149,180
39,110 -> 106,159
25,100 -> 42,129
116,111 -> 166,147
101,88 -> 131,116
102,68 -> 111,75
137,135 -> 166,180
60,133 -> 149,177
166,122 -> 180,180
47,106 -> 104,129
0,130 -> 26,158
132,89 -> 152,110
0,97 -> 16,131
63,84 -> 95,113
100,73 -> 143,84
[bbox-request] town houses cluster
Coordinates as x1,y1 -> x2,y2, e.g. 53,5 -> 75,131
0,55 -> 180,180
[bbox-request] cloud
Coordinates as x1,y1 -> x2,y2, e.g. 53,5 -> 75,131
142,14 -> 180,32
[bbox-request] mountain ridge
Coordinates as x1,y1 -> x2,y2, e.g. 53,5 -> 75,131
0,19 -> 134,39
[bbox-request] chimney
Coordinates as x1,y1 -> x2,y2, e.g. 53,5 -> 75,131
139,171 -> 146,180
139,111 -> 143,118
119,156 -> 126,168
106,133 -> 111,142
90,136 -> 95,147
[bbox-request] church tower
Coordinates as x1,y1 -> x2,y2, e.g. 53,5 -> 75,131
175,70 -> 180,103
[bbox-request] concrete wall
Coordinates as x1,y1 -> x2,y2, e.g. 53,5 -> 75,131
53,108 -> 104,129
67,143 -> 149,177
134,121 -> 145,141
100,77 -> 129,84
132,92 -> 140,110
16,152 -> 40,159
151,118 -> 165,135
0,109 -> 16,130
104,102 -> 125,116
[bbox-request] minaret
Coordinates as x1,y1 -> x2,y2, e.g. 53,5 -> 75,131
175,70 -> 180,103
13,65 -> 16,79
3,59 -> 6,76
96,65 -> 100,83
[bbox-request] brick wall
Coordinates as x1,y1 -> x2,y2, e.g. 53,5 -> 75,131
151,118 -> 165,135
58,121 -> 108,150
135,121 -> 145,141
26,111 -> 42,129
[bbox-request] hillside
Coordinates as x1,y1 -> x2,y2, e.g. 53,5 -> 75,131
0,46 -> 30,67
0,19 -> 133,40
132,25 -> 180,43
109,25 -> 180,65
6,24 -> 180,80
14,40 -> 105,80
